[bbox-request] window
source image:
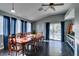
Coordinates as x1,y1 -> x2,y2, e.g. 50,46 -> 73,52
16,20 -> 21,33
27,22 -> 31,32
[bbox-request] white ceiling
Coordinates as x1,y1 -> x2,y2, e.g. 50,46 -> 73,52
0,3 -> 71,21
65,8 -> 74,20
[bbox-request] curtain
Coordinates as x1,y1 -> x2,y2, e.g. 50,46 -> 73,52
21,20 -> 27,33
46,22 -> 50,40
25,21 -> 27,32
3,16 -> 10,49
61,21 -> 65,42
23,21 -> 25,33
21,20 -> 23,33
10,17 -> 16,35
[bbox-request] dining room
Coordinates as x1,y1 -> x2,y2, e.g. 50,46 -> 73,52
0,3 -> 75,56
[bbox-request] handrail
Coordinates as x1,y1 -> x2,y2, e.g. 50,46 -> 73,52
67,34 -> 79,39
67,34 -> 75,39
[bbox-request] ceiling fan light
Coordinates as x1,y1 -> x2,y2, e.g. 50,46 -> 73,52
11,3 -> 15,13
11,9 -> 15,13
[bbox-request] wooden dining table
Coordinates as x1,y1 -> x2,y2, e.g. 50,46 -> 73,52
16,37 -> 32,56
16,33 -> 43,56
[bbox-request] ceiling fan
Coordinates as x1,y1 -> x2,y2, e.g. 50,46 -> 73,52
38,3 -> 64,11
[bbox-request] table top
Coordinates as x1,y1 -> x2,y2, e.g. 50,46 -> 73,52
16,37 -> 32,44
16,34 -> 43,44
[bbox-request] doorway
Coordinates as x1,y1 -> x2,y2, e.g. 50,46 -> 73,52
49,23 -> 61,40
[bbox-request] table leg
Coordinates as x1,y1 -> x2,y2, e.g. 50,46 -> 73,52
16,45 -> 17,56
22,44 -> 25,56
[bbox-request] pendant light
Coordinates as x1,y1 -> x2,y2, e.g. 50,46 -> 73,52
11,3 -> 15,13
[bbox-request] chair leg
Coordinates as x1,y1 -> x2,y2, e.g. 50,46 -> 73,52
16,45 -> 17,56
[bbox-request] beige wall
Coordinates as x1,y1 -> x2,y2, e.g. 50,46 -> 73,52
32,14 -> 64,39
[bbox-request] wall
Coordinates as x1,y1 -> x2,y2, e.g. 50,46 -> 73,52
75,4 -> 79,55
64,19 -> 74,42
66,4 -> 79,56
37,14 -> 64,23
65,3 -> 79,56
32,14 -> 64,39
64,3 -> 76,55
0,16 -> 4,49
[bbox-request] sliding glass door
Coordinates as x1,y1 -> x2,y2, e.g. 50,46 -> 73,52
49,23 -> 61,40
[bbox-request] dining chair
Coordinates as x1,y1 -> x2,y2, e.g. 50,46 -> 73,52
8,34 -> 22,56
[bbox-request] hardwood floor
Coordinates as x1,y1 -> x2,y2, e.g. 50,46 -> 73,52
0,40 -> 74,56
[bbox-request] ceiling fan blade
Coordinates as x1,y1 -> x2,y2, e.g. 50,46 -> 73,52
38,7 -> 43,11
53,3 -> 64,6
42,3 -> 49,6
50,6 -> 56,11
44,6 -> 50,11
